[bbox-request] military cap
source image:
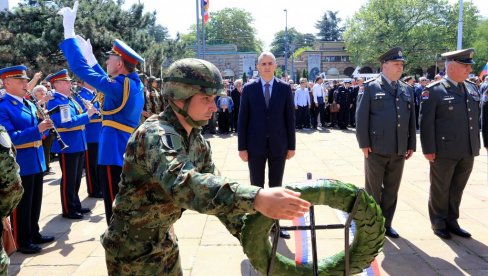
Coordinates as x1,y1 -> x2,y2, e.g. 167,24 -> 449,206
344,79 -> 352,84
378,47 -> 405,63
0,65 -> 30,80
45,69 -> 72,83
106,39 -> 144,65
441,48 -> 475,64
163,58 -> 226,100
148,76 -> 156,83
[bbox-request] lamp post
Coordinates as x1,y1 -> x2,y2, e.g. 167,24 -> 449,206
284,9 -> 288,80
291,43 -> 295,83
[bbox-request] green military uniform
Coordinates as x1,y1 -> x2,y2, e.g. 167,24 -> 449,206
420,49 -> 480,233
101,58 -> 260,275
0,125 -> 24,275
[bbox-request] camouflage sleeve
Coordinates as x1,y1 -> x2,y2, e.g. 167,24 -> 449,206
199,139 -> 218,175
0,129 -> 24,218
143,130 -> 260,218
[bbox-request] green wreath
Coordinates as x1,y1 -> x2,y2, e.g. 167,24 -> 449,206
240,179 -> 385,275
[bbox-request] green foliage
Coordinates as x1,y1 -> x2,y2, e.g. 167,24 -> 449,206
343,0 -> 481,75
295,70 -> 300,83
315,11 -> 344,41
302,68 -> 308,79
472,20 -> 488,74
242,72 -> 247,84
0,0 -> 188,77
201,8 -> 262,52
293,46 -> 313,59
270,28 -> 316,58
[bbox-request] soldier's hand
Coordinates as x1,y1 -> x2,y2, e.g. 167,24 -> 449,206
361,147 -> 371,158
57,1 -> 78,39
405,149 -> 414,160
254,187 -> 311,220
239,150 -> 248,162
424,153 -> 436,162
38,119 -> 54,133
286,150 -> 295,160
87,106 -> 98,117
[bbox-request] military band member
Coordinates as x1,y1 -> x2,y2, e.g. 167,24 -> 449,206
100,58 -> 311,275
420,48 -> 480,239
46,70 -> 98,219
74,81 -> 103,198
356,47 -> 416,239
58,2 -> 145,224
0,65 -> 55,254
0,125 -> 24,274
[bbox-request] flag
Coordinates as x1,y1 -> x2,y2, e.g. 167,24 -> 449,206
479,62 -> 488,81
201,0 -> 209,25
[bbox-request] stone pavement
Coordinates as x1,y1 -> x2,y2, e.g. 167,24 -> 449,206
6,128 -> 488,276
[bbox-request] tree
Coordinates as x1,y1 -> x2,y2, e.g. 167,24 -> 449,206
0,0 -> 187,77
270,28 -> 316,58
202,8 -> 262,52
343,0 -> 480,74
295,70 -> 301,83
302,69 -> 308,79
315,11 -> 344,41
472,19 -> 488,74
242,72 -> 247,84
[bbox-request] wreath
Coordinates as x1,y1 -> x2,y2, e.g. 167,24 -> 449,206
240,179 -> 385,275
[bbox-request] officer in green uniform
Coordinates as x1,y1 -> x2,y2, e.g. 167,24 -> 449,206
0,125 -> 24,275
356,47 -> 416,239
100,58 -> 311,275
420,48 -> 480,239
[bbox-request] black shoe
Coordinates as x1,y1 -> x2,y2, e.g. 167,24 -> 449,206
78,207 -> 91,214
279,230 -> 291,239
433,228 -> 451,239
62,212 -> 83,219
17,244 -> 42,254
385,227 -> 400,238
88,193 -> 103,199
32,235 -> 55,244
447,226 -> 471,238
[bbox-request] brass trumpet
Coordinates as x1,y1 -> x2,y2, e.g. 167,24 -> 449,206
24,89 -> 69,151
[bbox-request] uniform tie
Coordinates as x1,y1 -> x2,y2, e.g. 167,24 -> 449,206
264,82 -> 270,108
390,81 -> 398,90
458,83 -> 466,93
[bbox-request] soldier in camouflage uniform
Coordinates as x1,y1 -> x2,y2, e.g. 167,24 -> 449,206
100,58 -> 310,275
0,125 -> 24,275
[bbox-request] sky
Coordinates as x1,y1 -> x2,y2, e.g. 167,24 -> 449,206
121,0 -> 488,50
5,0 -> 488,49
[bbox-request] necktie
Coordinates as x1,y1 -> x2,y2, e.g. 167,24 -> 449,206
264,83 -> 270,108
391,81 -> 397,90
458,83 -> 466,93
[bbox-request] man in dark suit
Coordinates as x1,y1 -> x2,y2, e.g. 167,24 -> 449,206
238,51 -> 296,239
420,48 -> 480,240
355,47 -> 416,239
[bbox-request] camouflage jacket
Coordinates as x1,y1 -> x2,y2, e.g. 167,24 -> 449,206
0,125 -> 23,219
110,108 -> 260,236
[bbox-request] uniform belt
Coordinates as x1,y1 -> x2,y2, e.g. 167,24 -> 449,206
16,140 -> 42,149
57,126 -> 85,132
102,120 -> 134,134
89,118 -> 102,123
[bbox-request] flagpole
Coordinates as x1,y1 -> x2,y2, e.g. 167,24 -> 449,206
201,0 -> 206,60
196,0 -> 201,58
457,0 -> 464,50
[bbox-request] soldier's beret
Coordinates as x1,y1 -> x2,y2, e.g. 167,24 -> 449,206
441,48 -> 475,65
378,47 -> 405,63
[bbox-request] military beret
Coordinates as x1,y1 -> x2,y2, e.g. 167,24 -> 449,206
45,69 -> 72,83
378,47 -> 405,63
106,39 -> 144,65
0,65 -> 30,80
441,48 -> 475,65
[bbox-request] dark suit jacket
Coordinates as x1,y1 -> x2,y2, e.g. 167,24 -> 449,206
238,78 -> 295,157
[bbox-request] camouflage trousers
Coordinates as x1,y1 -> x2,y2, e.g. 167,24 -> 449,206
101,222 -> 182,275
0,246 -> 8,276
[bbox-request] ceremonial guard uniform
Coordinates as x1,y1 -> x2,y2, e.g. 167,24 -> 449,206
420,48 -> 480,239
47,70 -> 93,219
60,38 -> 144,224
0,125 -> 23,274
356,47 -> 416,238
74,84 -> 103,198
0,65 -> 54,253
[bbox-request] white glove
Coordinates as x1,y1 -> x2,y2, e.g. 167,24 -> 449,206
76,35 -> 98,67
57,1 -> 78,39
